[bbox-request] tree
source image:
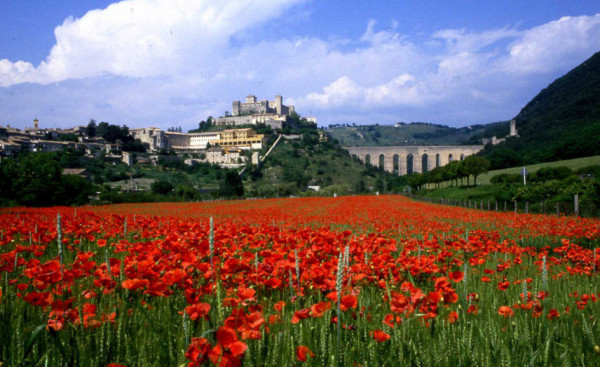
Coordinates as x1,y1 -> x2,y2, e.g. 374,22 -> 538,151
13,153 -> 63,206
220,171 -> 244,197
463,156 -> 491,186
151,180 -> 174,196
86,119 -> 97,137
60,175 -> 94,205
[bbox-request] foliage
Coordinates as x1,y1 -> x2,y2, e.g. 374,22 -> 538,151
219,171 -> 244,197
95,122 -> 144,153
0,152 -> 94,207
481,50 -> 600,168
1,196 -> 600,366
328,122 -> 492,147
405,156 -> 491,190
151,180 -> 174,196
422,164 -> 600,216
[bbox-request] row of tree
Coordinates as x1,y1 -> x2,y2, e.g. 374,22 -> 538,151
406,156 -> 491,190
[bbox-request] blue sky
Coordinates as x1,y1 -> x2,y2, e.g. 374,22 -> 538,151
1,0 -> 599,130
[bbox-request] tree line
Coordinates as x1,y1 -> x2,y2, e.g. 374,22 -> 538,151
406,156 -> 491,190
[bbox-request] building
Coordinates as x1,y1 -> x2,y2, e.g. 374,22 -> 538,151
130,127 -> 167,152
214,95 -> 295,127
215,128 -> 265,150
164,131 -> 220,153
481,119 -> 519,146
131,126 -> 265,153
233,94 -> 294,116
206,147 -> 246,165
122,151 -> 134,166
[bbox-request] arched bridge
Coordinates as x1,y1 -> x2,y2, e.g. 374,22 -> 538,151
343,145 -> 484,175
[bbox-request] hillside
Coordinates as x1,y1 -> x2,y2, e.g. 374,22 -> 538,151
481,50 -> 600,169
327,122 -> 495,146
243,134 -> 394,196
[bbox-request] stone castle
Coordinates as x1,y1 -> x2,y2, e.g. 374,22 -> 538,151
214,95 -> 298,129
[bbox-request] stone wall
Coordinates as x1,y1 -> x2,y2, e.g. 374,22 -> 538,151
344,145 -> 484,175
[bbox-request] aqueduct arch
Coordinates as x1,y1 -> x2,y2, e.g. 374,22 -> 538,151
345,145 -> 484,176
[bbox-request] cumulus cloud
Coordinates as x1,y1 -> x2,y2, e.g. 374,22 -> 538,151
1,1 -> 599,128
503,14 -> 600,73
0,0 -> 304,86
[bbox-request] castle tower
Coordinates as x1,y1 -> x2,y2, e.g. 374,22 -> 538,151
509,119 -> 517,137
246,95 -> 257,103
33,118 -> 39,130
275,95 -> 283,115
232,101 -> 241,116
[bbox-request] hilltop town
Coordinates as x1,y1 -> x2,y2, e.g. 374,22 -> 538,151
0,95 -> 316,168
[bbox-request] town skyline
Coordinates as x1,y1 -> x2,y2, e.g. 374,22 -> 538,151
1,0 -> 600,130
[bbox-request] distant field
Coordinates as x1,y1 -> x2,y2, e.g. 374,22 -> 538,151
477,155 -> 600,184
108,177 -> 155,190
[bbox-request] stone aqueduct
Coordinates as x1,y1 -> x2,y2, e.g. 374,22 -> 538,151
343,145 -> 484,176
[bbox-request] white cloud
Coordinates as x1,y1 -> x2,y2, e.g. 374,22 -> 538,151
0,0 -> 304,86
1,2 -> 599,128
503,14 -> 600,73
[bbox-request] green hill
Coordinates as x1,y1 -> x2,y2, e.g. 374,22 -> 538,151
481,50 -> 600,169
243,134 -> 395,197
327,122 -> 495,146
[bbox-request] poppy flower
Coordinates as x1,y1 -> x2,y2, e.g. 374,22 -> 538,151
498,306 -> 514,318
228,341 -> 248,357
449,271 -> 464,283
291,308 -> 310,324
274,301 -> 286,313
216,326 -> 238,348
296,345 -> 315,362
186,303 -> 211,321
467,305 -> 478,315
372,330 -> 391,342
185,337 -> 211,364
547,309 -> 560,320
310,301 -> 331,318
447,311 -> 459,324
340,295 -> 358,311
497,281 -> 510,291
122,278 -> 149,290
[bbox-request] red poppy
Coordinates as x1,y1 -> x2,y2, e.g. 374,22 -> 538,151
121,278 -> 149,290
497,281 -> 510,291
47,318 -> 63,331
216,326 -> 238,348
185,337 -> 211,365
467,305 -> 479,315
310,301 -> 331,318
372,330 -> 391,342
498,306 -> 514,318
547,309 -> 560,320
296,345 -> 315,362
447,311 -> 459,324
274,301 -> 286,313
449,271 -> 464,283
340,295 -> 358,311
186,303 -> 211,321
291,308 -> 310,324
228,341 -> 248,357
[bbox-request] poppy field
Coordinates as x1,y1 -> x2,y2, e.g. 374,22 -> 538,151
1,195 -> 600,366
